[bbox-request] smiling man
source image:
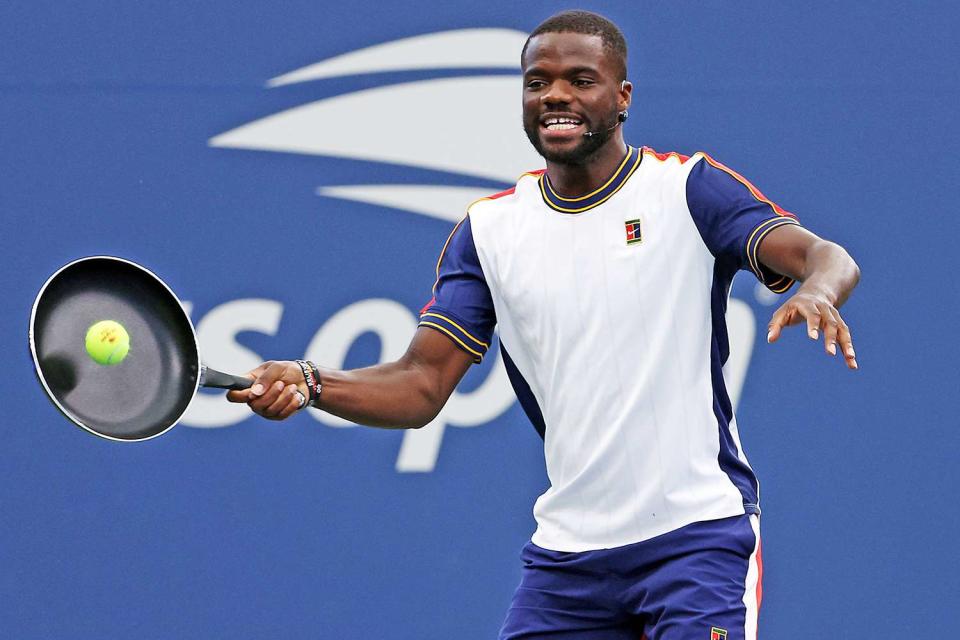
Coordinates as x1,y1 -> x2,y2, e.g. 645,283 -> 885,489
228,10 -> 860,639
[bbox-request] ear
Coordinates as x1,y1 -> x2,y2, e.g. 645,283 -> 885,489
619,80 -> 633,111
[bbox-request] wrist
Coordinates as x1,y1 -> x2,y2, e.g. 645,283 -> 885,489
295,360 -> 323,408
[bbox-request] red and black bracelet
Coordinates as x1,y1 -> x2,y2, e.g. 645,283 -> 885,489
295,359 -> 322,406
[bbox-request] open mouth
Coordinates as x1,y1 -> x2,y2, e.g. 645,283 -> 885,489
541,114 -> 584,134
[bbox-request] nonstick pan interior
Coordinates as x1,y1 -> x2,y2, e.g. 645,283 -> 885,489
30,257 -> 200,441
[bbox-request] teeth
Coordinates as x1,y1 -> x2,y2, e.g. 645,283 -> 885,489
544,116 -> 582,130
544,118 -> 580,126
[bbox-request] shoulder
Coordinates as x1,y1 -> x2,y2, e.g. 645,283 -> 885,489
685,151 -> 751,185
641,146 -> 695,166
467,170 -> 544,217
635,146 -> 702,188
682,150 -> 784,199
684,151 -> 797,218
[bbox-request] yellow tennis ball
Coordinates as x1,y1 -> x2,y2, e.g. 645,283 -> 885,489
84,320 -> 130,366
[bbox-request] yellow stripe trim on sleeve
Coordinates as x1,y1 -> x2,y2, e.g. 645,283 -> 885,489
420,312 -> 489,348
751,220 -> 796,268
431,216 -> 466,295
745,217 -> 782,276
749,218 -> 799,279
767,275 -> 796,294
419,321 -> 483,359
745,217 -> 795,277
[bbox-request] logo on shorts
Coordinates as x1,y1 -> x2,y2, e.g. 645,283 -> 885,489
710,627 -> 727,640
625,218 -> 642,245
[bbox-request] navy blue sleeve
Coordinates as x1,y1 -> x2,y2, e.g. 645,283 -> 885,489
419,215 -> 496,362
686,154 -> 801,293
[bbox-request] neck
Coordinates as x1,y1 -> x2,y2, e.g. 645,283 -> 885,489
545,136 -> 629,197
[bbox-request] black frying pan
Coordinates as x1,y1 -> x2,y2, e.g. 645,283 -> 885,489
29,256 -> 252,441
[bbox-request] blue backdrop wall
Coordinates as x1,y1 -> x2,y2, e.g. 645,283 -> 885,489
2,2 -> 957,638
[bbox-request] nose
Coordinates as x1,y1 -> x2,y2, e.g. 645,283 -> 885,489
541,81 -> 573,108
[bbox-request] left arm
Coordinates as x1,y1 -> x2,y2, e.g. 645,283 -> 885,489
758,224 -> 861,369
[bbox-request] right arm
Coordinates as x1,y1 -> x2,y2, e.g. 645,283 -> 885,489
229,213 -> 494,425
225,326 -> 474,427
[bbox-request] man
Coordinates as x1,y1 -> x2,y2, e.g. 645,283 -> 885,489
228,10 -> 859,639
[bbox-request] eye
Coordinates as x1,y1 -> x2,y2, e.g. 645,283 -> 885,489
573,78 -> 595,88
525,79 -> 547,90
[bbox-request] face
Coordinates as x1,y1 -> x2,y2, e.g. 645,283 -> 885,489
522,32 -> 630,165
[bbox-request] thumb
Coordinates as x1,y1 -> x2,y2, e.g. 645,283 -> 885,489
238,362 -> 271,397
226,387 -> 252,403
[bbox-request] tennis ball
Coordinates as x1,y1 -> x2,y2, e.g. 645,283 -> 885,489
84,320 -> 130,366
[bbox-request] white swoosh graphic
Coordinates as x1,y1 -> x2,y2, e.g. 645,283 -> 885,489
267,28 -> 526,86
318,184 -> 499,222
209,76 -> 543,183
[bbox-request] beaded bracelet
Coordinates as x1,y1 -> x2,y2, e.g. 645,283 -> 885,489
306,360 -> 322,406
295,359 -> 322,407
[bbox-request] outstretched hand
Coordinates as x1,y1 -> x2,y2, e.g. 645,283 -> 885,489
767,291 -> 858,370
226,360 -> 310,420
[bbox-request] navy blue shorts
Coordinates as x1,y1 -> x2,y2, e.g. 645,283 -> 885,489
499,515 -> 762,640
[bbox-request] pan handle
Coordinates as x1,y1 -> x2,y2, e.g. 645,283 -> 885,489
199,365 -> 253,390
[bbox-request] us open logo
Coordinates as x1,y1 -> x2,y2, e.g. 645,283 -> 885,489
184,28 -> 759,473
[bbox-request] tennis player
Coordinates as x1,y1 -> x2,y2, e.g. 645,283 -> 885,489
228,11 -> 859,638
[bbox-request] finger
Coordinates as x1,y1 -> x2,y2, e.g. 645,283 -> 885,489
767,304 -> 795,343
833,312 -> 858,370
278,385 -> 307,420
820,303 -> 839,356
767,308 -> 786,343
263,384 -> 303,419
802,305 -> 822,341
250,379 -> 286,413
226,365 -> 266,403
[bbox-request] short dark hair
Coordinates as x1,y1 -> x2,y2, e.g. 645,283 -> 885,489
522,10 -> 628,80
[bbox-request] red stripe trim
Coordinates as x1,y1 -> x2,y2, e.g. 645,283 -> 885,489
643,147 -> 690,163
702,154 -> 798,219
756,537 -> 764,612
487,186 -> 516,200
473,170 -> 541,206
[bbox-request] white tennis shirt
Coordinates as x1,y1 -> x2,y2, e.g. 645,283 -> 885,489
420,146 -> 799,552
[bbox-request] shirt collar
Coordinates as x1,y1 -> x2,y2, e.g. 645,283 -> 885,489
539,145 -> 642,214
